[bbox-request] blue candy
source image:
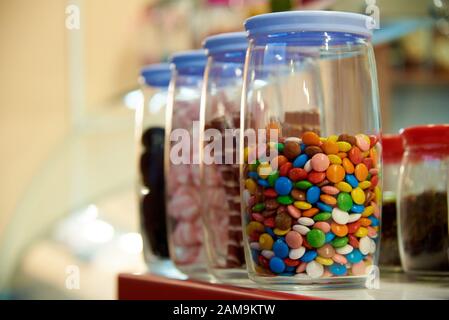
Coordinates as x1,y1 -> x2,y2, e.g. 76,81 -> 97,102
300,250 -> 317,262
293,154 -> 308,168
248,171 -> 259,180
274,177 -> 293,196
369,216 -> 379,227
300,143 -> 306,152
317,201 -> 333,213
280,272 -> 295,276
306,186 -> 321,204
285,266 -> 295,273
265,227 -> 276,238
345,174 -> 359,188
269,257 -> 286,274
251,249 -> 259,262
257,179 -> 270,187
346,249 -> 363,264
351,204 -> 365,213
272,239 -> 289,258
325,232 -> 336,243
329,264 -> 347,276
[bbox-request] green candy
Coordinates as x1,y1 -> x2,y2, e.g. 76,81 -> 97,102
307,229 -> 326,248
337,192 -> 353,211
295,180 -> 313,190
331,236 -> 349,248
249,159 -> 260,171
268,171 -> 280,187
277,195 -> 293,205
313,212 -> 332,222
276,143 -> 285,153
252,203 -> 266,212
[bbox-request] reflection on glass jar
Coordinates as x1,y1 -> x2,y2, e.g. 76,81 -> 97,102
398,124 -> 449,276
240,11 -> 382,288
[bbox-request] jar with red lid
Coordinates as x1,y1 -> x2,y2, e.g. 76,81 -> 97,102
398,124 -> 449,276
379,134 -> 404,270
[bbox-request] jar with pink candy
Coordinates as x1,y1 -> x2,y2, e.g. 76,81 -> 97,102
165,50 -> 210,278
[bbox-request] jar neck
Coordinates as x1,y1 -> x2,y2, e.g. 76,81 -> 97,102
405,144 -> 449,160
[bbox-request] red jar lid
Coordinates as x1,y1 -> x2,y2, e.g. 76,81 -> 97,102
401,124 -> 449,157
381,134 -> 404,163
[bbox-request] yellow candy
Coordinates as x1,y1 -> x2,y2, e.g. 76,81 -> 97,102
337,141 -> 352,152
320,137 -> 327,142
294,201 -> 312,210
374,186 -> 382,203
316,256 -> 334,266
351,187 -> 366,205
358,181 -> 372,190
257,162 -> 272,179
244,147 -> 249,163
362,206 -> 374,217
245,179 -> 257,194
328,154 -> 342,165
273,228 -> 290,236
259,233 -> 274,250
246,221 -> 264,235
355,226 -> 368,238
327,135 -> 339,143
361,150 -> 370,158
335,181 -> 353,193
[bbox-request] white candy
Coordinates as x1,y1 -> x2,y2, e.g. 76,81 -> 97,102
284,137 -> 301,144
332,207 -> 349,225
297,217 -> 314,227
336,244 -> 353,255
304,160 -> 313,172
347,213 -> 362,223
261,250 -> 275,259
293,224 -> 310,235
359,236 -> 371,255
369,239 -> 376,254
306,261 -> 324,279
289,246 -> 306,260
250,242 -> 260,250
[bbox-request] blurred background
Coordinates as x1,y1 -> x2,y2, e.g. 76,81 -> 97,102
0,0 -> 449,299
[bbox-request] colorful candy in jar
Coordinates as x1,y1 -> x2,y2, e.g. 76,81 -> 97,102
244,131 -> 381,278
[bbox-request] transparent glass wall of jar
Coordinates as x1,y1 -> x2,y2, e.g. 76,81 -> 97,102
379,134 -> 404,271
165,50 -> 209,278
200,32 -> 248,283
398,125 -> 449,276
241,11 -> 382,288
137,64 -> 180,277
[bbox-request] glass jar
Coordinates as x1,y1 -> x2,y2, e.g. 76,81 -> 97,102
165,50 -> 209,278
137,64 -> 177,276
200,32 -> 248,282
240,11 -> 382,288
398,124 -> 449,276
379,134 -> 404,270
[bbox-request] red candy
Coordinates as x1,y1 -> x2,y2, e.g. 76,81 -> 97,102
362,158 -> 373,170
258,255 -> 269,268
264,188 -> 278,198
347,221 -> 361,234
284,258 -> 300,267
369,135 -> 378,148
371,175 -> 379,187
307,171 -> 326,184
264,217 -> 275,228
348,146 -> 362,164
348,234 -> 359,248
279,162 -> 293,176
288,168 -> 308,181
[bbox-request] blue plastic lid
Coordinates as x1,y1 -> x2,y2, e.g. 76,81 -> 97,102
202,32 -> 248,55
140,63 -> 171,87
169,50 -> 207,76
245,11 -> 374,38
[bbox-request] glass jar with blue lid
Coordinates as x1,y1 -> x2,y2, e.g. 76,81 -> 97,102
165,50 -> 209,278
199,32 -> 248,283
137,64 -> 174,276
240,11 -> 382,288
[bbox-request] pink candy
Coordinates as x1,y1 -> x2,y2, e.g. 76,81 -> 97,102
313,221 -> 331,233
285,231 -> 303,249
311,153 -> 330,172
321,185 -> 340,195
287,205 -> 301,219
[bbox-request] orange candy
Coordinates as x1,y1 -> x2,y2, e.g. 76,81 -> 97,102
302,131 -> 321,146
360,217 -> 372,227
302,208 -> 319,217
319,194 -> 337,206
337,152 -> 347,159
355,163 -> 369,182
326,164 -> 346,183
342,157 -> 355,174
322,140 -> 339,155
331,222 -> 349,237
271,155 -> 288,169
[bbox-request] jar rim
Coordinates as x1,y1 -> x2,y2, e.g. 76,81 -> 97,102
170,50 -> 207,76
244,10 -> 374,38
382,134 -> 404,163
140,63 -> 171,88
